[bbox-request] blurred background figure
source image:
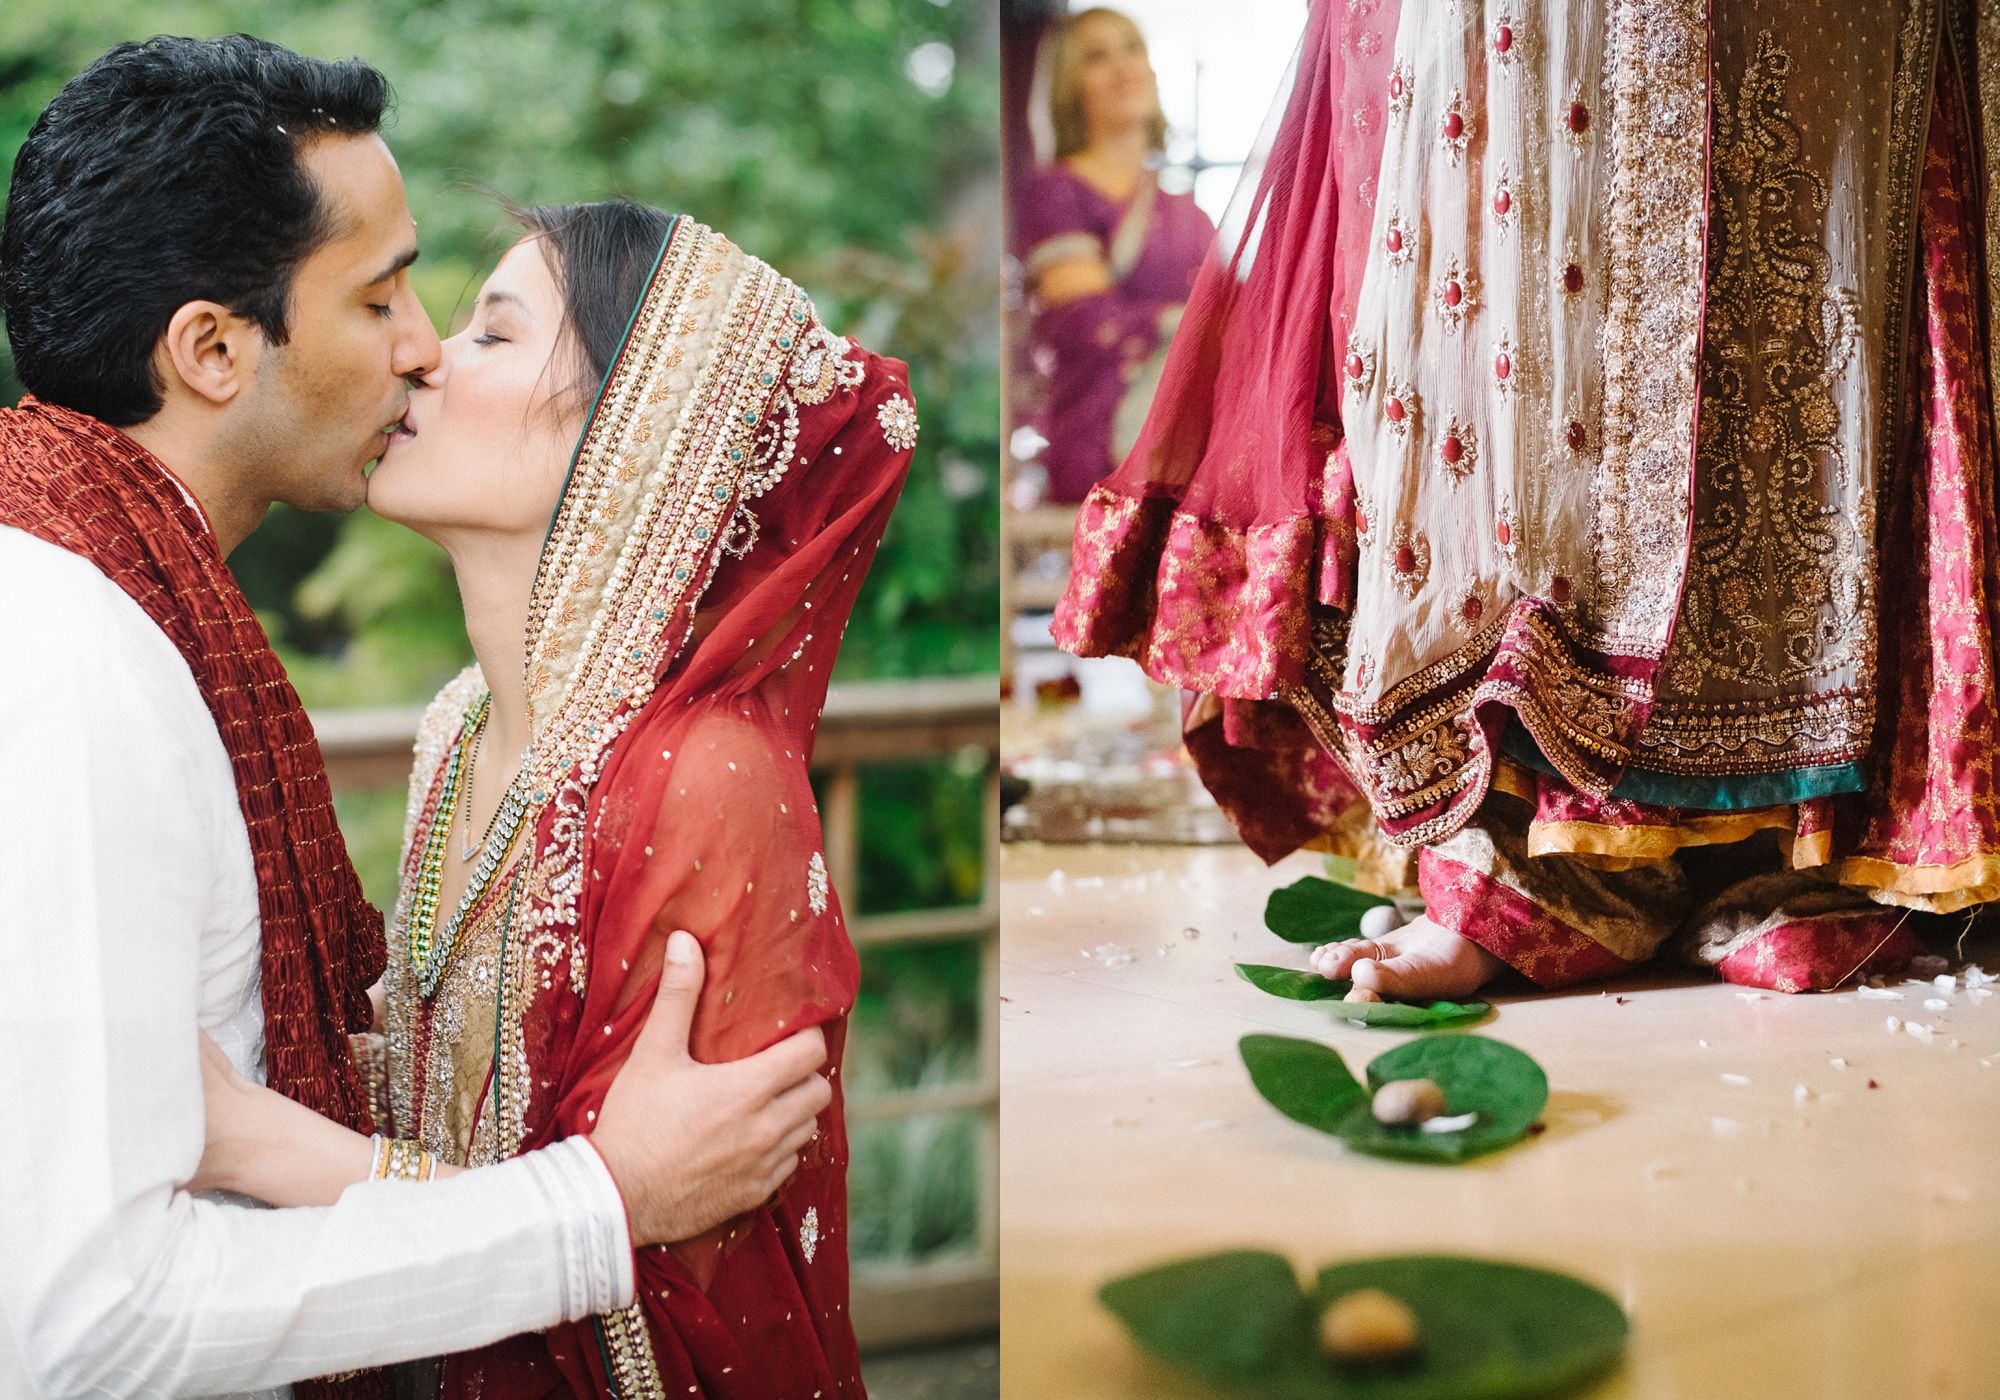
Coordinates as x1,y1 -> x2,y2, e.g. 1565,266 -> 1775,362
998,0 -> 1303,842
0,3 -> 1000,1393
1016,7 -> 1210,507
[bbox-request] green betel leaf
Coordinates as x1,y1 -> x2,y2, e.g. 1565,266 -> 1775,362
1103,1250 -> 1628,1399
1234,965 -> 1491,1030
1239,1034 -> 1368,1135
1264,877 -> 1395,944
1334,1036 -> 1550,1164
1099,1249 -> 1317,1382
1311,1256 -> 1629,1399
1236,963 -> 1352,1000
1330,997 -> 1492,1030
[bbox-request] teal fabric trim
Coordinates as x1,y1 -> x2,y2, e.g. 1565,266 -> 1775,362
1497,725 -> 1866,811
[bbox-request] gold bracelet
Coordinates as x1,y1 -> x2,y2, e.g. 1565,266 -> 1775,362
367,1134 -> 392,1182
380,1137 -> 436,1183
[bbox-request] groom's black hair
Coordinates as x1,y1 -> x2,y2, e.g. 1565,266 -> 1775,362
0,35 -> 390,425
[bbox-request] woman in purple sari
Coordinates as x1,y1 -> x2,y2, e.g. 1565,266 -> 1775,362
1017,7 -> 1213,505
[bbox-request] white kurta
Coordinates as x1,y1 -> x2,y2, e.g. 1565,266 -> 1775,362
0,523 -> 634,1398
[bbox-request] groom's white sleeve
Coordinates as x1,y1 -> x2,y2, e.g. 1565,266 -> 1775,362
0,529 -> 633,1397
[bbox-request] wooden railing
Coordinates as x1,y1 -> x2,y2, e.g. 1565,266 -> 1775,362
314,675 -> 1000,1350
999,501 -> 1078,685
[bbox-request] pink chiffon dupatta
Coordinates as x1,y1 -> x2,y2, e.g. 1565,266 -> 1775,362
1054,0 -> 1391,690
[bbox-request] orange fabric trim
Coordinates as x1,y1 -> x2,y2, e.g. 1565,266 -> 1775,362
1837,852 -> 2000,913
1525,809 -> 1794,862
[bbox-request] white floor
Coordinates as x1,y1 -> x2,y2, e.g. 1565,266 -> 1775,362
999,841 -> 2000,1399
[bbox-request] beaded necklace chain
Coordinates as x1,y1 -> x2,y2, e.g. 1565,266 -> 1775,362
456,700 -> 489,862
407,691 -> 536,998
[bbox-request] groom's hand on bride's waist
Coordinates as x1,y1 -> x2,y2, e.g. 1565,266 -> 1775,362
588,928 -> 832,1248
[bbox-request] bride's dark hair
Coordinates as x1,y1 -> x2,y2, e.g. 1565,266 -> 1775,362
514,198 -> 676,416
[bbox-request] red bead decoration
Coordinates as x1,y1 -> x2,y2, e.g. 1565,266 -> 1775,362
1385,396 -> 1406,423
1568,102 -> 1590,134
1355,509 -> 1370,535
1395,545 -> 1416,573
1387,227 -> 1405,253
1462,595 -> 1484,622
1495,351 -> 1512,380
1563,263 -> 1585,295
1389,72 -> 1404,99
1444,111 -> 1465,139
1566,420 -> 1587,452
1493,188 -> 1512,216
1441,434 -> 1464,465
1495,24 -> 1514,53
1443,280 -> 1463,308
1551,575 -> 1572,604
1346,353 -> 1365,381
1496,518 -> 1513,546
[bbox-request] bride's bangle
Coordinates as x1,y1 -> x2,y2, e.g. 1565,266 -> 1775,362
368,1134 -> 439,1183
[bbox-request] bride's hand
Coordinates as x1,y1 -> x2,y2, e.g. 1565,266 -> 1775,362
188,1031 -> 259,1196
188,1031 -> 392,1206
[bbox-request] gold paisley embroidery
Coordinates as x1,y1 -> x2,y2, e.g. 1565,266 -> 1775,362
1663,30 -> 1866,696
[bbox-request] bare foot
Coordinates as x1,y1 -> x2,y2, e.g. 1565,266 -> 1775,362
1308,914 -> 1505,1000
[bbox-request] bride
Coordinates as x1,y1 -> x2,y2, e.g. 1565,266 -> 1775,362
195,199 -> 916,1396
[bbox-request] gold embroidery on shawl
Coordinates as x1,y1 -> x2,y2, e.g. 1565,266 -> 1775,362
1663,32 -> 1866,695
1585,0 -> 1707,656
1639,1 -> 1938,775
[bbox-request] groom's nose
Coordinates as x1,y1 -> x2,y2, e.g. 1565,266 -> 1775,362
389,281 -> 442,383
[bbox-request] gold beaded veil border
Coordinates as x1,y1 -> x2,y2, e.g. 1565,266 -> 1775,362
476,216 -> 847,989
520,216 -> 817,794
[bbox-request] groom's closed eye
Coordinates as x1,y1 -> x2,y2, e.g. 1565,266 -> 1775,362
358,245 -> 422,317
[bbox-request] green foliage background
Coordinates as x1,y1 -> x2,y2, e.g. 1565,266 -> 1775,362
1,0 -> 997,1265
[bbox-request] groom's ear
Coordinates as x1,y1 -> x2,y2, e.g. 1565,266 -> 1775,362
153,301 -> 262,408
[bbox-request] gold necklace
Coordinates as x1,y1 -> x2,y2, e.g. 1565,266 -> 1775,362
410,692 -> 534,998
457,699 -> 491,862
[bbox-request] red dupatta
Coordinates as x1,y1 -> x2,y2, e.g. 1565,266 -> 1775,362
435,218 -> 914,1398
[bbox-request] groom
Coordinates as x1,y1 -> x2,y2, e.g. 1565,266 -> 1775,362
0,35 -> 830,1396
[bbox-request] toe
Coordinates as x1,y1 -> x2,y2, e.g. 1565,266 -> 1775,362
1321,939 -> 1380,980
1349,956 -> 1390,993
